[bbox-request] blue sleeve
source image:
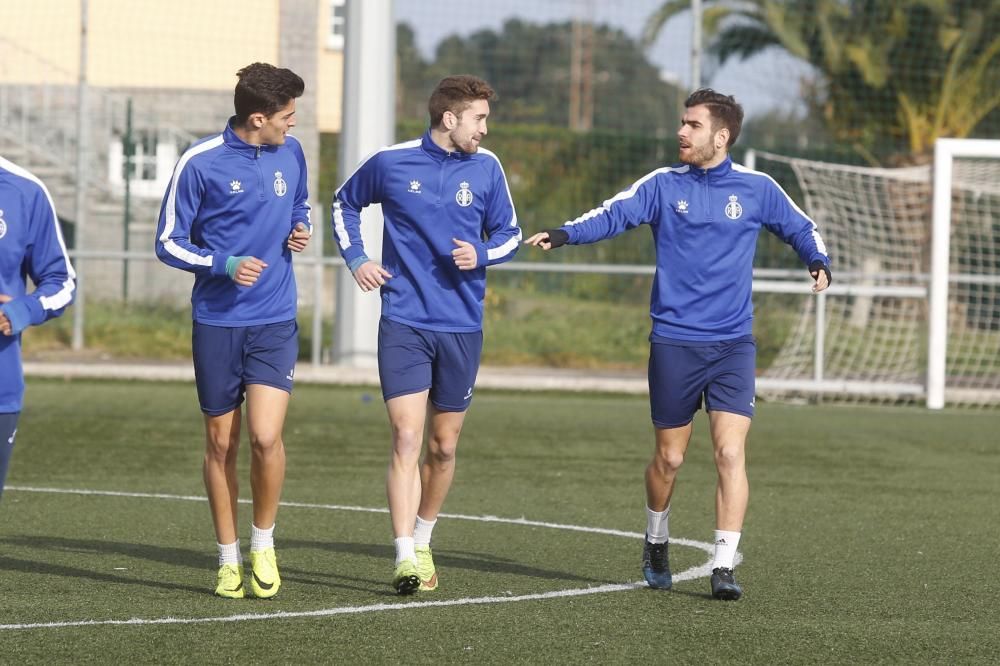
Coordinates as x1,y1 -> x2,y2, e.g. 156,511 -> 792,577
291,140 -> 312,234
476,158 -> 521,268
154,159 -> 228,277
6,185 -> 76,328
332,150 -> 383,267
561,174 -> 660,244
759,176 -> 830,267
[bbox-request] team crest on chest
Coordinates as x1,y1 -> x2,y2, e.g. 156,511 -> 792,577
0,209 -> 6,239
455,181 -> 474,207
725,194 -> 743,220
273,171 -> 288,197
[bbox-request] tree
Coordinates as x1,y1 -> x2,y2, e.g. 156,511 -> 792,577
397,19 -> 685,136
642,0 -> 1000,164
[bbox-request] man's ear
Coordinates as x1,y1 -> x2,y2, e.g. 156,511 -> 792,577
443,110 -> 458,130
715,128 -> 729,150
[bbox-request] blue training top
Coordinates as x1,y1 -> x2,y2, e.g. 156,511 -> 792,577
0,156 -> 76,412
154,118 -> 311,327
332,130 -> 521,333
560,155 -> 830,341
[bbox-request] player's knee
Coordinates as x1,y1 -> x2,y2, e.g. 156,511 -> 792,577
204,433 -> 236,459
249,430 -> 283,454
713,443 -> 744,469
426,438 -> 457,466
652,449 -> 684,474
391,426 -> 423,458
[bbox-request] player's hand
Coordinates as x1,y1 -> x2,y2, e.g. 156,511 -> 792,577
287,223 -> 311,252
809,261 -> 831,293
524,229 -> 568,250
232,257 -> 267,287
0,294 -> 12,336
353,260 -> 393,292
451,238 -> 478,270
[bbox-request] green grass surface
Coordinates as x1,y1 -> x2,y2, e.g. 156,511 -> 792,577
2,380 -> 998,663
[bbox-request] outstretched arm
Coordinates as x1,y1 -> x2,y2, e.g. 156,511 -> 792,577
523,228 -> 569,251
524,172 -> 660,251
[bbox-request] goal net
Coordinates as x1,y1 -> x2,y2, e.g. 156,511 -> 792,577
752,143 -> 1000,408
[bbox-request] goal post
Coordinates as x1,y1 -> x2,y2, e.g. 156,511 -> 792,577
747,140 -> 1000,409
929,138 -> 1000,409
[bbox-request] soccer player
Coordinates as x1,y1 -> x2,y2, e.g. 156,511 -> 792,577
332,75 -> 521,594
525,89 -> 831,601
154,63 -> 311,599
0,156 -> 76,502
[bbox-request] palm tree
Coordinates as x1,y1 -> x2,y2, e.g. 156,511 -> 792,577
643,0 -> 1000,163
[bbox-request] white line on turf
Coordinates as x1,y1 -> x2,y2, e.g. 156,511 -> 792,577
1,486 -> 741,631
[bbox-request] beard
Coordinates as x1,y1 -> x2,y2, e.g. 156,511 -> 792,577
680,141 -> 717,167
451,131 -> 481,154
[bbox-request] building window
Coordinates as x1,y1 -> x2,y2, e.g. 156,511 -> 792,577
108,130 -> 179,199
327,0 -> 346,50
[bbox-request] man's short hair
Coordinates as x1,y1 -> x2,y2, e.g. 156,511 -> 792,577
428,75 -> 496,128
684,88 -> 744,148
234,63 -> 305,123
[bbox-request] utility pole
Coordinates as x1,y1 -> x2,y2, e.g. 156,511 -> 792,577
691,0 -> 703,90
569,0 -> 594,131
333,0 -> 395,367
71,0 -> 89,350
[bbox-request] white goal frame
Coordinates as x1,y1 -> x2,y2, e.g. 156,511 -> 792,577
928,138 -> 1000,409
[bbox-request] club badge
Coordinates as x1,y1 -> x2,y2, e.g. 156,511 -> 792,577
455,181 -> 473,207
725,194 -> 743,220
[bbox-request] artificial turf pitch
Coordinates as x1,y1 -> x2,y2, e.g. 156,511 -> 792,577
2,379 -> 997,663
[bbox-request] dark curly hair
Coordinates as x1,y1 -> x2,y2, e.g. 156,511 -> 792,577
234,62 -> 305,123
684,88 -> 744,148
428,75 -> 496,128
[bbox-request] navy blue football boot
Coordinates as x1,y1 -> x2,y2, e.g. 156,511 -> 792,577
710,567 -> 743,600
641,536 -> 672,590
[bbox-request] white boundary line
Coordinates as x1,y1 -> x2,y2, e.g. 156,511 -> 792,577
1,486 -> 741,631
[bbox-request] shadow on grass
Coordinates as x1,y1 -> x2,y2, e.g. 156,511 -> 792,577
0,535 -> 208,594
0,535 -> 624,598
282,538 -> 611,589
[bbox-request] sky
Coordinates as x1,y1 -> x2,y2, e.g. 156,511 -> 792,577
394,0 -> 814,119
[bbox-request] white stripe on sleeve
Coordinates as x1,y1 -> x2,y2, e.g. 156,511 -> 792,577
0,156 -> 77,312
158,136 -> 224,267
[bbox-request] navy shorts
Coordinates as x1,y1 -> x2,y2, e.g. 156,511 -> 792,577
378,317 -> 483,412
648,335 -> 756,428
192,320 -> 298,416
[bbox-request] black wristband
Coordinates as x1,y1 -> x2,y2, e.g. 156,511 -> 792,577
808,260 -> 832,286
546,229 -> 569,249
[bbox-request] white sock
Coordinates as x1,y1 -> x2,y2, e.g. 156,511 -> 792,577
394,536 -> 416,566
646,506 -> 670,544
251,523 -> 274,552
218,539 -> 241,566
711,530 -> 741,570
414,515 -> 437,547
